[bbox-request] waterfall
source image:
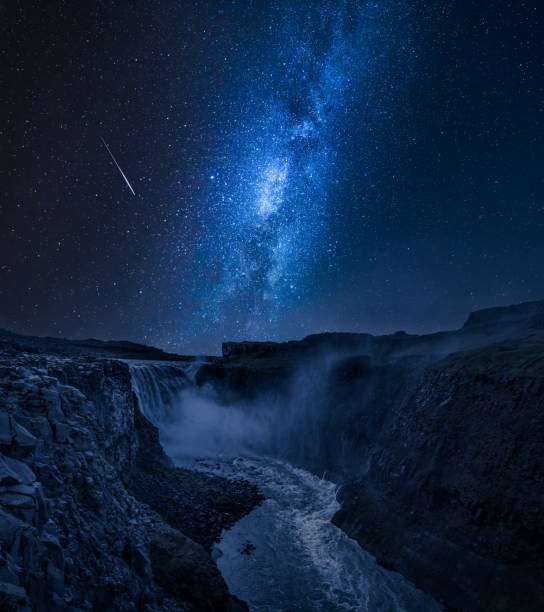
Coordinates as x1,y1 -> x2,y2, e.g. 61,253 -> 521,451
126,352 -> 410,473
127,354 -> 372,469
129,359 -> 274,461
129,361 -> 201,425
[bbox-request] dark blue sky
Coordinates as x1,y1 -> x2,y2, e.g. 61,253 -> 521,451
1,1 -> 543,353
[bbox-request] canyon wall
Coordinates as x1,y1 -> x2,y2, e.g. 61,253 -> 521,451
333,337 -> 544,610
1,300 -> 543,610
0,345 -> 258,611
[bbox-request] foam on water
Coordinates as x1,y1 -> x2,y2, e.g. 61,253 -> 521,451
194,457 -> 441,612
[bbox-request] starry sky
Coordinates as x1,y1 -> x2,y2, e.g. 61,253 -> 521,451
1,1 -> 543,354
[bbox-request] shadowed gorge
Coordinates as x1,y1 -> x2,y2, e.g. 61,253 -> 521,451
1,301 -> 541,609
132,301 -> 544,610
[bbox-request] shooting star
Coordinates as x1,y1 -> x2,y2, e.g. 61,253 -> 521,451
101,137 -> 136,196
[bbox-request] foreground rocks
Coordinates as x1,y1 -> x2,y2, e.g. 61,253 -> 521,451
0,346 -> 259,610
148,531 -> 247,612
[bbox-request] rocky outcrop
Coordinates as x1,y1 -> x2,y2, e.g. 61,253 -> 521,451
148,531 -> 247,612
0,348 -> 257,610
462,299 -> 544,333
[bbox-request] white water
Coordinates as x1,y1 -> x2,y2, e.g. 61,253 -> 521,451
130,360 -> 275,458
130,362 -> 442,612
129,361 -> 200,423
193,456 -> 441,612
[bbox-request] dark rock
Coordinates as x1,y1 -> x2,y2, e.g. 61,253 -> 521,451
0,413 -> 11,445
0,456 -> 35,486
149,530 -> 247,611
239,541 -> 256,555
12,421 -> 38,450
0,349 -> 256,610
0,581 -> 29,611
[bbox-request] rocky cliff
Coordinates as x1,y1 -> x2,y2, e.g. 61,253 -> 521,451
0,344 -> 260,611
333,334 -> 544,610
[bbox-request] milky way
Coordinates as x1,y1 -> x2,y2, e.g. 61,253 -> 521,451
190,1 -> 417,343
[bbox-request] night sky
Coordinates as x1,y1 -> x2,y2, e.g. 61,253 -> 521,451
1,1 -> 543,354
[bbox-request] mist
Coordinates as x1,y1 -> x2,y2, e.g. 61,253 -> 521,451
131,346 -> 427,477
159,387 -> 272,461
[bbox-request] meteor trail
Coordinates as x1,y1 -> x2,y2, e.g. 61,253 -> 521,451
101,137 -> 136,196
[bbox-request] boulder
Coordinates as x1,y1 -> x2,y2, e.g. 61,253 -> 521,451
0,581 -> 29,611
149,530 -> 247,611
0,455 -> 35,486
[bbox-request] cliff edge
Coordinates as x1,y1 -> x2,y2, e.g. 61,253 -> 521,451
0,347 -> 259,611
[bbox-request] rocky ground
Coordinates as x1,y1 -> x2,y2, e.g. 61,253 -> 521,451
130,408 -> 262,551
0,342 -> 260,611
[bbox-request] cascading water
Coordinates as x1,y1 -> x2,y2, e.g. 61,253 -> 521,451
129,360 -> 442,611
130,360 -> 273,458
129,360 -> 201,424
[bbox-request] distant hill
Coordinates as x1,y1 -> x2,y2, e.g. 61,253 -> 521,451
222,299 -> 544,359
0,328 -> 195,361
